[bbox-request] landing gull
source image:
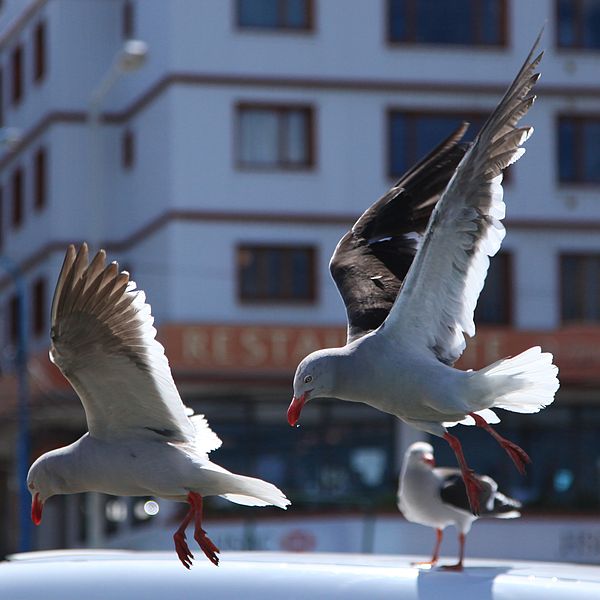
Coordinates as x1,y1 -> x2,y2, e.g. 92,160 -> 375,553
27,244 -> 290,569
398,442 -> 521,571
288,34 -> 559,515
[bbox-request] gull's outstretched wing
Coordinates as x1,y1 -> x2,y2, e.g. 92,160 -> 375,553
384,36 -> 542,365
50,243 -> 220,450
330,124 -> 470,343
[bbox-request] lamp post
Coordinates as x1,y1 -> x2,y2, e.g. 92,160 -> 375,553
0,256 -> 31,552
85,39 -> 148,548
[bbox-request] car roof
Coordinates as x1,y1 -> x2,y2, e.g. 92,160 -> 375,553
3,551 -> 600,599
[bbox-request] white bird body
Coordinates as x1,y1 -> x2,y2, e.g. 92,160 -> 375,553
289,35 -> 559,514
28,244 -> 289,569
398,442 -> 520,569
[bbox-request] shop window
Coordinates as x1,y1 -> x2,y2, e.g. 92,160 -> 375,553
237,244 -> 316,302
561,254 -> 600,323
557,0 -> 600,49
237,104 -> 314,169
237,0 -> 313,30
558,116 -> 600,184
388,0 -> 506,46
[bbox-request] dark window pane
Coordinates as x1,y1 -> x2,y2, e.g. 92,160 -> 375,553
238,0 -> 310,29
557,0 -> 576,47
33,21 -> 46,82
11,167 -> 23,228
32,277 -> 47,336
558,0 -> 600,49
583,0 -> 600,48
34,147 -> 47,210
123,1 -> 134,38
238,245 -> 315,301
582,121 -> 600,182
475,252 -> 511,325
11,45 -> 23,104
558,118 -> 576,182
122,130 -> 135,169
8,294 -> 19,343
561,255 -> 600,323
389,0 -> 504,45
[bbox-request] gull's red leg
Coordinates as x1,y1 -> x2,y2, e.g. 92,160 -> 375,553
189,492 -> 220,566
469,412 -> 531,475
173,500 -> 195,570
412,528 -> 443,567
441,533 -> 466,571
443,432 -> 482,515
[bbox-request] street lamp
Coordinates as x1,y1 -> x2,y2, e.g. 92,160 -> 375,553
0,256 -> 30,552
86,39 -> 148,547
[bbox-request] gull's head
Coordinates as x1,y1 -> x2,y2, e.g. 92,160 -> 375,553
404,442 -> 436,469
27,451 -> 66,525
288,349 -> 337,426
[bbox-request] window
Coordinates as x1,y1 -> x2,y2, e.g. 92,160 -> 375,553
237,244 -> 316,302
33,147 -> 47,210
33,21 -> 46,82
558,116 -> 600,184
11,167 -> 23,228
32,277 -> 46,336
388,110 -> 486,178
561,254 -> 600,323
237,104 -> 314,169
388,0 -> 506,46
11,44 -> 23,104
8,293 -> 19,343
122,1 -> 134,38
237,0 -> 312,30
475,252 -> 512,325
557,0 -> 600,49
121,130 -> 134,169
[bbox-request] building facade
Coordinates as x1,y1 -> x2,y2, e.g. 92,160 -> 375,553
0,0 -> 599,560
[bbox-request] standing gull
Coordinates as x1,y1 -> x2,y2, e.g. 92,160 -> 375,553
398,442 -> 521,570
27,244 -> 290,569
288,36 -> 558,514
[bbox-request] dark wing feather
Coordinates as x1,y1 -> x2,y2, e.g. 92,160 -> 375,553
438,471 -> 494,514
330,124 -> 470,343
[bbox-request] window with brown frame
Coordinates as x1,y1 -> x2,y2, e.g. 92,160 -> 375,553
388,0 -> 506,46
8,293 -> 19,343
11,167 -> 23,228
0,186 -> 4,251
122,130 -> 135,169
237,104 -> 314,169
557,0 -> 600,49
388,110 -> 486,178
33,147 -> 47,210
474,251 -> 512,326
33,21 -> 46,82
11,44 -> 23,104
123,1 -> 135,38
558,116 -> 600,184
237,244 -> 316,302
561,254 -> 600,323
32,277 -> 47,336
237,0 -> 313,30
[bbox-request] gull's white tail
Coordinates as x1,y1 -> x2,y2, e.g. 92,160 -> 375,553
220,474 -> 291,509
479,346 -> 559,413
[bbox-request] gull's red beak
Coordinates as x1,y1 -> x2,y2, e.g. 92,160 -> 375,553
423,455 -> 435,467
287,393 -> 308,426
31,492 -> 43,525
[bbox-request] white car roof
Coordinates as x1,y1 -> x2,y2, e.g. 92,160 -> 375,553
3,551 -> 600,599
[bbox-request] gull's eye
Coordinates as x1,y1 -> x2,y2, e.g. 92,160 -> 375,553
304,375 -> 313,384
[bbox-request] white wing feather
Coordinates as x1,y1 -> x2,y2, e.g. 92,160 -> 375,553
383,40 -> 542,366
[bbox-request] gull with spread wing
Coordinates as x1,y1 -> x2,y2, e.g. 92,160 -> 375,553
288,36 -> 559,515
28,244 -> 290,569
